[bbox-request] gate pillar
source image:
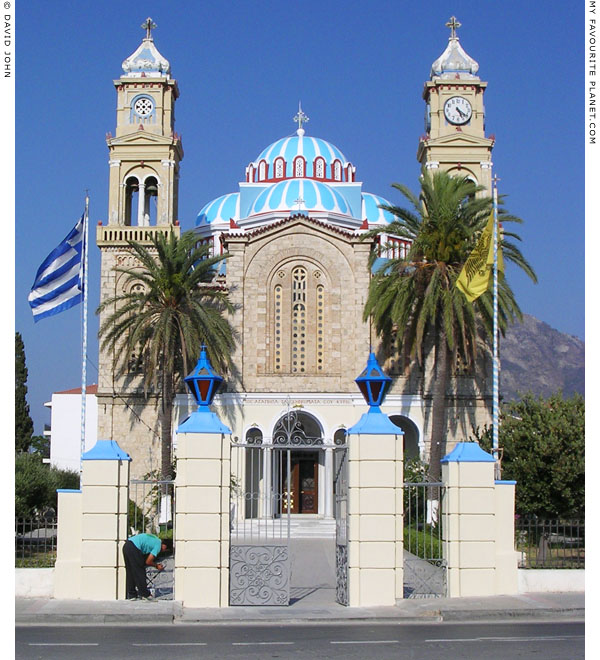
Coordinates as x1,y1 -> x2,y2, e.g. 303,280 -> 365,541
54,439 -> 131,600
441,442 -> 519,597
346,410 -> 404,606
174,413 -> 232,607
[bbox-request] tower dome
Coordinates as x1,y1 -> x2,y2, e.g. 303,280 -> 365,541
121,17 -> 171,78
430,16 -> 479,80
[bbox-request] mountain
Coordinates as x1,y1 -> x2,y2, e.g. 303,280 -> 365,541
500,314 -> 584,401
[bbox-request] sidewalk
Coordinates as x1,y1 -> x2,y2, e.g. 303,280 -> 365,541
15,589 -> 585,625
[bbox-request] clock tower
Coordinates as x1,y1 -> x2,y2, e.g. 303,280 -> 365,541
417,17 -> 494,194
96,19 -> 183,476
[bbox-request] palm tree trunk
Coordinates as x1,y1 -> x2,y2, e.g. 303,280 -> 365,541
428,325 -> 450,506
160,373 -> 174,480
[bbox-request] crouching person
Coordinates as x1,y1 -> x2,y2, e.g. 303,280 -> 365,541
123,533 -> 173,601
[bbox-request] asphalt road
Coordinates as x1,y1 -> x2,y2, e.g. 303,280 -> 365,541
16,621 -> 584,659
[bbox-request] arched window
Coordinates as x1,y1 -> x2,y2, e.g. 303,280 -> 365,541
314,158 -> 325,179
124,176 -> 140,226
333,428 -> 347,445
142,176 -> 159,226
291,267 -> 307,373
333,160 -> 342,181
271,265 -> 326,374
244,427 -> 263,518
294,157 -> 305,178
274,158 -> 285,179
259,160 -> 267,180
274,284 -> 282,371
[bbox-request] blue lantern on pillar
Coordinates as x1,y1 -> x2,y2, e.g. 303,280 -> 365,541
184,346 -> 223,411
355,352 -> 392,411
347,352 -> 401,435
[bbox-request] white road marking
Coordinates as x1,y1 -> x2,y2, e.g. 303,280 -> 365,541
232,641 -> 295,646
133,643 -> 207,646
425,636 -> 584,643
330,640 -> 399,644
29,643 -> 99,647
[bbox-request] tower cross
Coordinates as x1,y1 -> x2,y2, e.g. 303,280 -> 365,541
141,17 -> 157,40
293,102 -> 309,132
446,16 -> 461,39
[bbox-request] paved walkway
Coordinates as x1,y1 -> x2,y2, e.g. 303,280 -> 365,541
15,590 -> 584,625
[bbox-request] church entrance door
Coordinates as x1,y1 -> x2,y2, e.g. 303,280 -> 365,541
282,451 -> 319,514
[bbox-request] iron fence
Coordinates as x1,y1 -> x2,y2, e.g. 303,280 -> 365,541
515,518 -> 584,569
15,517 -> 57,567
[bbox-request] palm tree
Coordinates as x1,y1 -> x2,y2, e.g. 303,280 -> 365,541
363,170 -> 536,483
97,230 -> 235,479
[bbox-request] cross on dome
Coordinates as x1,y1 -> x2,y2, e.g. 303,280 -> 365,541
141,17 -> 157,40
446,16 -> 461,39
294,102 -> 309,136
294,196 -> 305,210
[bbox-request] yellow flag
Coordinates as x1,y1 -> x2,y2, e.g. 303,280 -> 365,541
456,212 -> 504,302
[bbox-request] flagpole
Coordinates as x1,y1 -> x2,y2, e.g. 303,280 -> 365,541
492,176 -> 500,479
80,194 -> 90,475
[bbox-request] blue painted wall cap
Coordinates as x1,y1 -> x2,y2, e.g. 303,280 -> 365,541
177,409 -> 232,434
441,442 -> 496,463
347,408 -> 403,435
81,439 -> 131,461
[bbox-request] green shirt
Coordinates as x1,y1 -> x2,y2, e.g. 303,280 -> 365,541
128,533 -> 161,557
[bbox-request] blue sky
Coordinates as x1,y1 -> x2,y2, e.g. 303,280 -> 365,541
12,0 -> 587,435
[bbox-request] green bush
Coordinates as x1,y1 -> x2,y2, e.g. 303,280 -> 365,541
403,525 -> 443,562
15,453 -> 79,518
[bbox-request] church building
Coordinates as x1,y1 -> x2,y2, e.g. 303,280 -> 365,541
96,17 -> 494,523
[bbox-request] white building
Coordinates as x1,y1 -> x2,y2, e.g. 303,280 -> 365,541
45,385 -> 98,472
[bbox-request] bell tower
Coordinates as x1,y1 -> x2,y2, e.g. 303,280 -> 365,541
96,18 -> 183,476
417,17 -> 494,193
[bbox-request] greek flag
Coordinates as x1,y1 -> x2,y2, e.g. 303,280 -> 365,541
28,214 -> 86,322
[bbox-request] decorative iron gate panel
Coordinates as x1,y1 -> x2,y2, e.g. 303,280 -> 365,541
128,478 -> 175,600
229,441 -> 291,605
334,446 -> 349,606
403,481 -> 447,598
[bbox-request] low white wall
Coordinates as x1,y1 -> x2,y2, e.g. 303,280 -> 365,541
16,567 -> 585,599
15,569 -> 55,598
518,569 -> 585,593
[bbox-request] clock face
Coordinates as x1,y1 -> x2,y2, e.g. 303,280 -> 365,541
133,97 -> 154,117
444,96 -> 472,125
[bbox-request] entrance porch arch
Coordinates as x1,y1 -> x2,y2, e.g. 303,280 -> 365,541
389,415 -> 421,459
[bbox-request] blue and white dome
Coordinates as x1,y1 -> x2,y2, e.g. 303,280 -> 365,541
248,131 -> 352,182
194,109 -> 399,233
362,193 -> 396,225
197,192 -> 240,226
249,179 -> 350,217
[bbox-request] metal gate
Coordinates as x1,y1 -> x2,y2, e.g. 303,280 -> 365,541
403,481 -> 447,598
334,446 -> 349,606
128,478 -> 175,600
229,439 -> 292,605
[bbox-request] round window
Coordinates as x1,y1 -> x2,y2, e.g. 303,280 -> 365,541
134,97 -> 154,117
